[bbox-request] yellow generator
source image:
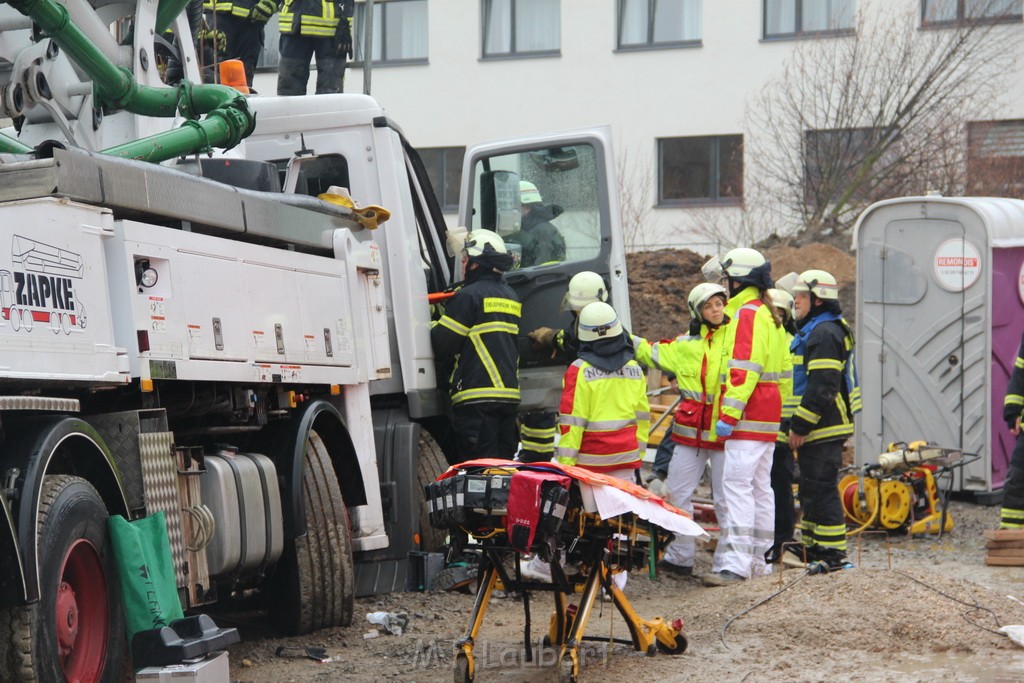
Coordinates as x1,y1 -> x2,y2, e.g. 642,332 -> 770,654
838,442 -> 961,535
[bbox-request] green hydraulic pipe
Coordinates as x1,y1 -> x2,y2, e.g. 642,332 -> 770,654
154,0 -> 191,36
0,132 -> 34,154
4,0 -> 255,159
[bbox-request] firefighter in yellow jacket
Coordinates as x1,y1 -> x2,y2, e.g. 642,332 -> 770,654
202,0 -> 277,86
277,0 -> 353,95
632,282 -> 729,576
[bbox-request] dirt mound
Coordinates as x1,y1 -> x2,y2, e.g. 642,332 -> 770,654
626,243 -> 856,341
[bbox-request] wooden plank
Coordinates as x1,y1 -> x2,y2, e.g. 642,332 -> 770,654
983,529 -> 1024,541
985,556 -> 1024,566
985,539 -> 1024,549
986,548 -> 1024,558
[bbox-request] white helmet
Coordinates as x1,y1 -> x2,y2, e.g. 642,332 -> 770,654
701,247 -> 768,283
463,229 -> 507,257
562,271 -> 608,312
791,269 -> 839,300
767,288 -> 795,321
577,302 -> 623,342
520,180 -> 543,205
687,282 -> 728,323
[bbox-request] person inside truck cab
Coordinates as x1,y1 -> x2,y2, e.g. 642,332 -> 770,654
506,181 -> 567,268
431,230 -> 521,460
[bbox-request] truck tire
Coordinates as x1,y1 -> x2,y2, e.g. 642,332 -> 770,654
418,432 -> 449,553
272,430 -> 355,635
0,475 -> 125,681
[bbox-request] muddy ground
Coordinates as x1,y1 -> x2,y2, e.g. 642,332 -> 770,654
226,499 -> 1024,682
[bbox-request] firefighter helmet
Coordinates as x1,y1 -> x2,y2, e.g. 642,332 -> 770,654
701,247 -> 769,283
463,229 -> 508,257
520,180 -> 543,204
767,288 -> 796,321
577,302 -> 623,342
792,269 -> 839,300
687,282 -> 728,323
562,271 -> 608,312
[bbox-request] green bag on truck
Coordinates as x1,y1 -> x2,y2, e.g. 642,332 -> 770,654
107,512 -> 185,642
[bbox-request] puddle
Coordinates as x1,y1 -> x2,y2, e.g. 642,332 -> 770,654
881,651 -> 1024,681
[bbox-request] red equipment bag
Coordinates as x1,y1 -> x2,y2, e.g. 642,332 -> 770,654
507,470 -> 570,553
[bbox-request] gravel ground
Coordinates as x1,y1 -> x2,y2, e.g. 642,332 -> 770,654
225,498 -> 1024,683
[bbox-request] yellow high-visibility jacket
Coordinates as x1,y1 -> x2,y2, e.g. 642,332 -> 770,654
279,0 -> 352,37
556,358 -> 650,471
777,328 -> 795,444
718,287 -> 783,442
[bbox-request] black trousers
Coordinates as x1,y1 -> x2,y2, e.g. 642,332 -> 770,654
518,409 -> 556,463
277,33 -> 347,95
204,11 -> 265,86
1001,431 -> 1024,526
451,402 -> 519,461
796,439 -> 845,549
771,442 -> 796,548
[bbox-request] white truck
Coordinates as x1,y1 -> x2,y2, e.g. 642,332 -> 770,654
0,0 -> 631,678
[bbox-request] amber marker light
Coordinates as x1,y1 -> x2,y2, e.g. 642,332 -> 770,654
219,60 -> 250,94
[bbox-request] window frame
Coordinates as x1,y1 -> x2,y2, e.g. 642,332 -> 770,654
353,0 -> 429,67
965,118 -> 1024,196
615,0 -> 702,51
656,135 -> 744,207
920,0 -> 1023,27
762,0 -> 857,40
481,0 -> 562,60
418,146 -> 467,213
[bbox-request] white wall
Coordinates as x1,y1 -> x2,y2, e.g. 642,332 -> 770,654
253,0 -> 1024,252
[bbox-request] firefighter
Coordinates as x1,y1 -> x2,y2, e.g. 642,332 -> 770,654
519,271 -> 610,463
784,269 -> 859,570
632,282 -> 730,577
701,247 -> 783,586
521,301 -> 648,584
431,230 -> 520,460
766,288 -> 797,564
277,0 -> 354,95
505,181 -> 566,267
202,0 -> 277,87
999,331 -> 1024,529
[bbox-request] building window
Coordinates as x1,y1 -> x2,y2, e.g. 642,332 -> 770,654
617,0 -> 702,49
803,127 -> 893,203
354,0 -> 428,65
921,0 -> 1022,26
658,135 -> 743,205
764,0 -> 856,38
967,120 -> 1024,197
482,0 -> 560,58
420,147 -> 466,211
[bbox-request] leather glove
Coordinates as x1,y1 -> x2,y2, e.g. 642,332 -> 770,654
334,17 -> 353,58
249,0 -> 277,22
527,327 -> 557,351
198,27 -> 227,53
716,420 -> 733,438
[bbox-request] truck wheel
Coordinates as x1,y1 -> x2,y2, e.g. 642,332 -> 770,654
418,432 -> 449,553
272,430 -> 355,634
0,475 -> 125,681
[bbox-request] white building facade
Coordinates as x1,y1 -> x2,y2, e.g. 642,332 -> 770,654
252,0 -> 1024,253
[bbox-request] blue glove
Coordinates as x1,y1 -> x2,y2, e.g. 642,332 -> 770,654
716,420 -> 733,438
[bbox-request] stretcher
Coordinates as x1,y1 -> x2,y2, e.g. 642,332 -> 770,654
427,459 -> 705,683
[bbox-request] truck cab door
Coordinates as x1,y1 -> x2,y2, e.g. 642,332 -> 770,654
458,127 -> 629,411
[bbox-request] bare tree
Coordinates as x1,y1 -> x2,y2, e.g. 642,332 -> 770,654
746,0 -> 1021,242
616,146 -> 655,251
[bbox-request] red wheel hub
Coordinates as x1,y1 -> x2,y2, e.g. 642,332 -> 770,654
57,538 -> 109,682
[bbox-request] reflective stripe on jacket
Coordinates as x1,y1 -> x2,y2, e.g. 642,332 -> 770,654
556,359 -> 650,470
1004,332 -> 1024,428
789,310 -> 859,445
430,270 -> 521,407
718,287 -> 782,442
279,0 -> 351,36
203,0 -> 258,18
633,324 -> 725,450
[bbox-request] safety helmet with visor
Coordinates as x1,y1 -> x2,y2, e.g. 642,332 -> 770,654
520,181 -> 543,205
701,247 -> 771,289
687,282 -> 728,324
462,229 -> 508,258
779,269 -> 839,301
577,302 -> 623,342
562,271 -> 608,312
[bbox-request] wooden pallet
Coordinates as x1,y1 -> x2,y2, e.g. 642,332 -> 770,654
985,530 -> 1024,565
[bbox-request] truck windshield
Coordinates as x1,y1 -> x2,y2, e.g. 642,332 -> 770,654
468,144 -> 602,270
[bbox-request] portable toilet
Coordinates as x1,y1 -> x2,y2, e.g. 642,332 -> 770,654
852,195 -> 1024,499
